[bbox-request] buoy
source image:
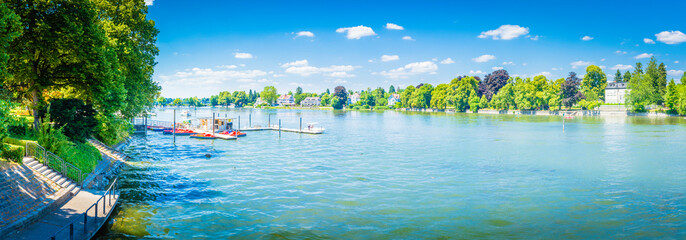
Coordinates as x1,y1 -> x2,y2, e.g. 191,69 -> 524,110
204,153 -> 212,158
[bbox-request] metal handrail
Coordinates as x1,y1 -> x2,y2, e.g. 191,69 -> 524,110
44,177 -> 119,240
25,142 -> 84,184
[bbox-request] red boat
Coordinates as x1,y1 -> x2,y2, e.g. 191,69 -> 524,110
190,133 -> 217,139
219,130 -> 246,137
163,129 -> 195,135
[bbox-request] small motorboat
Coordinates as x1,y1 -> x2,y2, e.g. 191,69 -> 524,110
163,129 -> 196,135
219,130 -> 246,137
190,133 -> 217,139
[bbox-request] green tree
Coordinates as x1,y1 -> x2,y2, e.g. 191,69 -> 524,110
430,84 -> 449,109
260,86 -> 278,105
614,70 -> 623,82
665,80 -> 678,113
447,77 -> 479,112
389,85 -> 396,93
5,0 -> 126,130
47,99 -> 97,142
468,92 -> 480,112
172,98 -> 182,106
634,62 -> 643,75
157,96 -> 167,106
0,3 -> 21,83
623,71 -> 632,83
581,65 -> 607,101
400,85 -> 415,108
210,95 -> 219,106
320,93 -> 331,106
626,73 -> 652,112
479,95 -> 489,109
333,86 -> 348,104
232,91 -> 248,107
412,84 -> 433,108
490,83 -> 516,110
331,97 -> 343,109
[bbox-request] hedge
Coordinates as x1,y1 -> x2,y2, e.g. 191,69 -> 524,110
2,137 -> 36,147
1,144 -> 25,163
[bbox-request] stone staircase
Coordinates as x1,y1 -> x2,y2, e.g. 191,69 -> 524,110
0,161 -> 70,237
22,158 -> 81,196
88,139 -> 130,162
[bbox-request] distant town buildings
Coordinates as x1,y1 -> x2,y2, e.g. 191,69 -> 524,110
605,82 -> 630,104
349,93 -> 361,104
387,94 -> 400,106
277,94 -> 295,106
301,97 -> 321,107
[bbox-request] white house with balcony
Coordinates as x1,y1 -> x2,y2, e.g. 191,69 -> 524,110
301,97 -> 321,107
605,82 -> 630,104
277,94 -> 295,106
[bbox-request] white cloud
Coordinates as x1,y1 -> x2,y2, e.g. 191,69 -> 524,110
610,64 -> 634,70
469,70 -> 486,75
145,0 -> 153,5
327,72 -> 356,78
336,25 -> 376,39
381,55 -> 400,62
333,79 -> 348,84
655,31 -> 686,44
675,61 -> 680,64
502,61 -> 514,65
431,58 -> 438,62
570,60 -> 591,69
478,25 -> 529,40
667,70 -> 684,76
272,74 -> 286,78
234,52 -> 253,59
280,59 -> 358,77
440,58 -> 455,64
217,65 -> 238,69
581,36 -> 594,41
599,65 -> 606,69
280,59 -> 309,68
376,61 -> 438,79
552,67 -> 562,71
295,31 -> 315,38
492,66 -> 503,70
643,38 -> 655,44
522,63 -> 528,66
402,36 -> 414,41
615,50 -> 627,55
601,58 -> 606,62
385,23 -> 404,30
634,53 -> 653,59
536,72 -> 552,77
472,54 -> 496,63
529,35 -> 539,41
160,67 -> 268,86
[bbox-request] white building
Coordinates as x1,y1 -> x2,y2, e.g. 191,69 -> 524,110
254,97 -> 264,106
301,97 -> 321,107
605,82 -> 630,104
349,93 -> 361,104
277,94 -> 295,106
387,93 -> 400,106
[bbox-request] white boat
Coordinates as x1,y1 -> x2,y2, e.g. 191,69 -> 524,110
181,110 -> 191,117
304,122 -> 325,134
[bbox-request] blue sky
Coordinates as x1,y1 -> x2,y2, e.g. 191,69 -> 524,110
146,0 -> 686,98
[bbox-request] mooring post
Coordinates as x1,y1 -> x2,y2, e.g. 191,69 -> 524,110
279,119 -> 281,138
300,117 -> 302,132
249,114 -> 251,128
173,109 -> 176,143
238,115 -> 241,131
212,112 -> 215,133
268,114 -> 271,128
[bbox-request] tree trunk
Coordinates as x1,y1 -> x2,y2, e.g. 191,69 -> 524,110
32,88 -> 40,132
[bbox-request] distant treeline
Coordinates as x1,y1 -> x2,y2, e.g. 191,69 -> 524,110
161,57 -> 686,115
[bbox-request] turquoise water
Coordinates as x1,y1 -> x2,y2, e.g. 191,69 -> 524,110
97,108 -> 686,239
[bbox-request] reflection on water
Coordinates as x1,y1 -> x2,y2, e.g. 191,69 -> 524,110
96,108 -> 686,239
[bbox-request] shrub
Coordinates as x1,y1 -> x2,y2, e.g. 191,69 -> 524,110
1,144 -> 24,163
2,137 -> 35,146
95,114 -> 132,146
38,123 -> 101,174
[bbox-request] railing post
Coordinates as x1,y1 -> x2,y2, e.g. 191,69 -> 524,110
95,203 -> 98,220
69,223 -> 73,240
84,213 -> 88,233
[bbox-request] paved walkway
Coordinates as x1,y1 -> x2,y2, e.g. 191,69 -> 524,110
6,189 -> 118,240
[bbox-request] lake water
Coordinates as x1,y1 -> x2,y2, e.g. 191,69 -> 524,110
96,108 -> 686,239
